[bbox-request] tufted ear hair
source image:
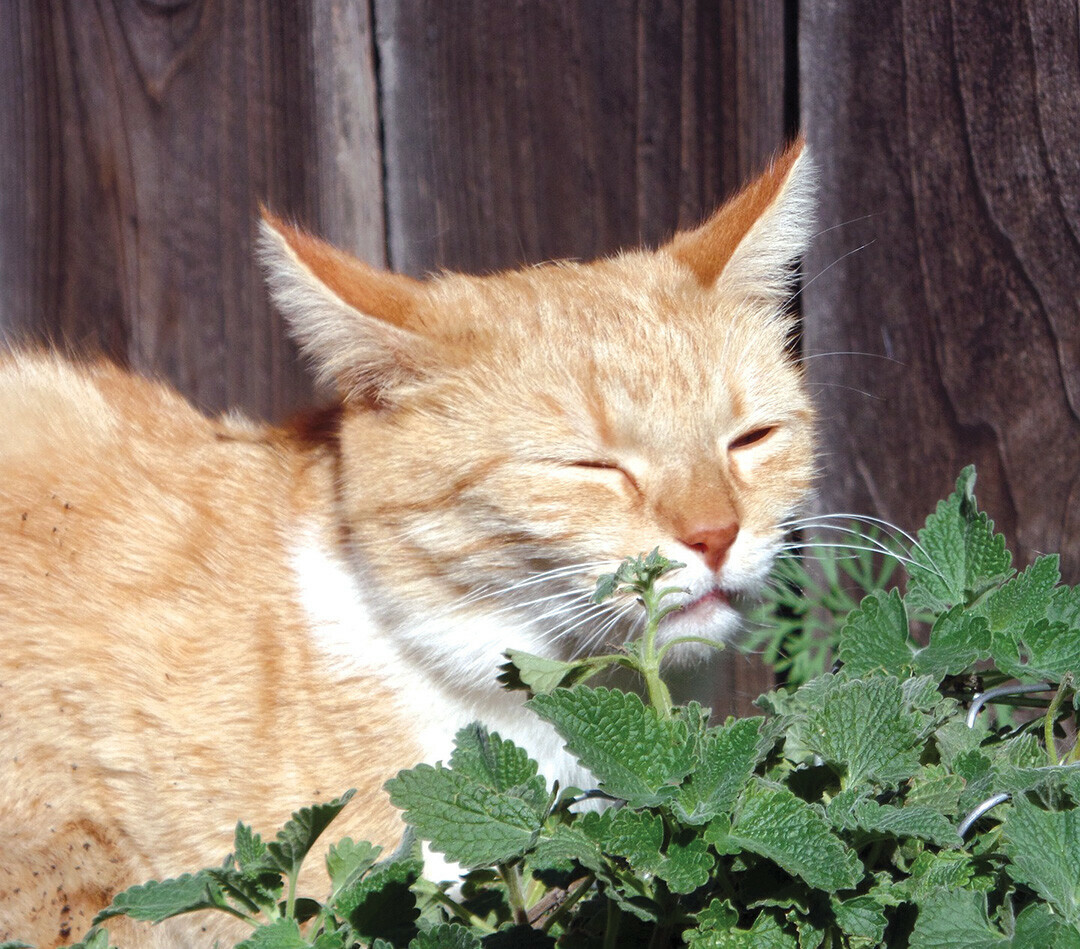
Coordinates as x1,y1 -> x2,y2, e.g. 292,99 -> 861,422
665,138 -> 815,307
258,211 -> 431,402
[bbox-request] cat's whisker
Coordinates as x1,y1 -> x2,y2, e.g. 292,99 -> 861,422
783,512 -> 942,575
787,238 -> 876,306
453,560 -> 616,609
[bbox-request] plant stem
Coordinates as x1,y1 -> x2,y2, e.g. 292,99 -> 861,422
498,863 -> 530,927
539,874 -> 596,933
1044,673 -> 1074,766
603,898 -> 622,949
285,871 -> 297,921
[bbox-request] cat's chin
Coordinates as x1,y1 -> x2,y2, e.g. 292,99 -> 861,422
655,585 -> 746,661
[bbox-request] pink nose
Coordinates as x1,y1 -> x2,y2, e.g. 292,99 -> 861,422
681,522 -> 739,572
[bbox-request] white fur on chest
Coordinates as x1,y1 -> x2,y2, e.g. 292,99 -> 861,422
288,529 -> 590,792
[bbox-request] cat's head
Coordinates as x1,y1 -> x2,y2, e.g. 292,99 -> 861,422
260,140 -> 815,666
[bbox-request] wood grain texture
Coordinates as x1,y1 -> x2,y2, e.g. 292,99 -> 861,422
801,0 -> 1080,580
374,0 -> 792,276
0,0 -> 358,420
374,0 -> 792,715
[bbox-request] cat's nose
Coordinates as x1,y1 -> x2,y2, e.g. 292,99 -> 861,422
681,522 -> 739,573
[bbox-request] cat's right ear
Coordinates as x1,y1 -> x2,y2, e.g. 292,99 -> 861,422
665,138 -> 814,311
258,212 -> 430,402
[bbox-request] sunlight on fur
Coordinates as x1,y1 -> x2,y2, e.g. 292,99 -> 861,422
0,140 -> 815,948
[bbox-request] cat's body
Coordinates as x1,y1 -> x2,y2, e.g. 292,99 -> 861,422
0,141 -> 815,948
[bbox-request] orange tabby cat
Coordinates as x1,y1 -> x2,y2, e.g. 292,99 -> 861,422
0,140 -> 814,948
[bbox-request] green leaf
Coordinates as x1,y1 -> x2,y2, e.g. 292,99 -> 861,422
674,717 -> 770,824
976,554 -> 1060,634
685,905 -> 797,948
837,589 -> 912,676
449,724 -> 544,797
803,676 -> 922,788
1003,797 -> 1080,924
527,687 -> 695,806
656,832 -> 714,894
906,766 -> 964,816
1012,903 -> 1080,949
326,837 -> 381,894
719,780 -> 862,892
266,790 -> 355,878
93,872 -> 223,924
994,619 -> 1080,682
907,466 -> 1012,615
335,854 -> 421,944
385,763 -> 543,867
914,607 -> 991,680
407,924 -> 483,949
0,943 -> 35,949
234,919 -> 309,949
909,888 -> 1008,948
830,894 -> 888,943
499,649 -> 598,694
827,793 -> 960,846
233,823 -> 270,872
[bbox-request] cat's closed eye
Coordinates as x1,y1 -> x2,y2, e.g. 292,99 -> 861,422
728,425 -> 778,451
569,459 -> 640,493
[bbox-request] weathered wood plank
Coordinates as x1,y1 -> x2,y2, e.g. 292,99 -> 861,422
0,0 -> 347,420
801,0 -> 1080,579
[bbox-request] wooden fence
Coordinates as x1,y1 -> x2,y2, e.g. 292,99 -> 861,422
2,1 -> 1077,715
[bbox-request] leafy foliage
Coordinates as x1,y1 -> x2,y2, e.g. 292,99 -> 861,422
20,466 -> 1080,948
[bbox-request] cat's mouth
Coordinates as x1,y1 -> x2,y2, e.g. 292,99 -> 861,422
679,587 -> 732,614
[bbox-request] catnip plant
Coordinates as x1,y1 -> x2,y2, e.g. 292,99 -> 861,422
16,466 -> 1080,949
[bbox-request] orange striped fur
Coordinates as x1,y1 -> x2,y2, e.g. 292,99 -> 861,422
1,140 -> 815,948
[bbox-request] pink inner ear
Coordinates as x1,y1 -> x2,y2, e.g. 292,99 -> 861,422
666,137 -> 805,286
262,210 -> 425,330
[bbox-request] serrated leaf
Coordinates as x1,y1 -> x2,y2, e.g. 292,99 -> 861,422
906,766 -> 964,816
674,717 -> 770,824
326,837 -> 381,894
830,894 -> 888,943
656,832 -> 714,894
530,823 -> 605,875
407,924 -> 483,949
1012,903 -> 1080,949
266,790 -> 355,878
234,918 -> 308,949
685,905 -> 797,948
602,808 -> 664,872
336,855 -> 421,943
907,467 -> 1012,615
724,780 -> 862,892
93,872 -> 222,924
233,823 -> 269,872
527,687 -> 694,807
909,888 -> 1008,948
803,676 -> 922,788
449,724 -> 543,796
385,764 -> 542,867
499,649 -> 598,694
0,943 -> 35,949
827,793 -> 960,846
994,619 -> 1080,682
837,589 -> 913,676
913,607 -> 991,680
977,554 -> 1060,634
1003,797 -> 1080,924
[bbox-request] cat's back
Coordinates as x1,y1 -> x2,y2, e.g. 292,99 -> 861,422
0,350 -> 303,650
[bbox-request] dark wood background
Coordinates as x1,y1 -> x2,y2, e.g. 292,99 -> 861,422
2,0 -> 1078,714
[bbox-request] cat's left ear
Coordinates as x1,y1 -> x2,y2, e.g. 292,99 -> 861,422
665,138 -> 814,306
